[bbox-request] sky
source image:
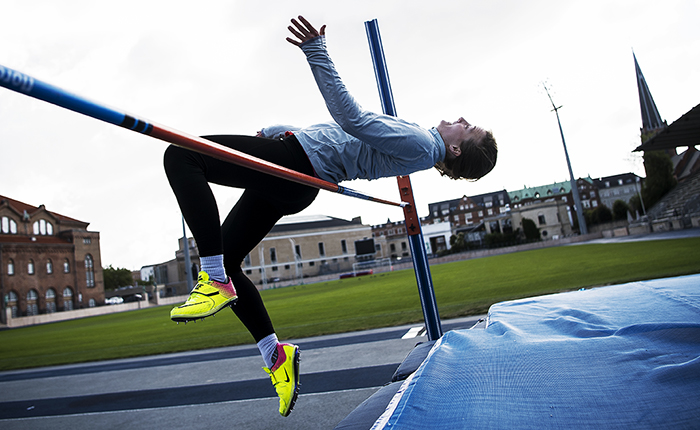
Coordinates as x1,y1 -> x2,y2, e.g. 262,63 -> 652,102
1,0 -> 698,270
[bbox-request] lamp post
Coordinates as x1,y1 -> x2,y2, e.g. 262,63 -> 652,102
543,84 -> 588,235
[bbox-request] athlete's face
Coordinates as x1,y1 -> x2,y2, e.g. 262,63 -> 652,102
437,117 -> 486,160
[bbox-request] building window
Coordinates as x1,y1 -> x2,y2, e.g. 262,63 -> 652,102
7,259 -> 14,276
1,216 -> 17,234
83,237 -> 91,244
33,219 -> 53,235
63,287 -> 74,311
89,298 -> 96,307
28,259 -> 35,275
27,289 -> 39,316
244,254 -> 251,267
46,288 -> 57,313
270,248 -> 277,264
318,242 -> 325,257
6,291 -> 18,318
341,240 -> 347,254
294,245 -> 302,259
538,214 -> 546,225
64,259 -> 70,273
85,254 -> 95,288
46,259 -> 53,274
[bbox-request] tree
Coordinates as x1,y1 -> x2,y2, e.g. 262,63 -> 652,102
628,194 -> 643,217
522,218 -> 540,241
585,205 -> 613,225
612,200 -> 630,221
449,232 -> 467,253
642,151 -> 677,209
103,265 -> 134,291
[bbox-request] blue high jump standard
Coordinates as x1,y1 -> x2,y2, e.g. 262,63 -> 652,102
365,19 -> 443,342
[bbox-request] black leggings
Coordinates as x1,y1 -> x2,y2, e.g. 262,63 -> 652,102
163,135 -> 319,341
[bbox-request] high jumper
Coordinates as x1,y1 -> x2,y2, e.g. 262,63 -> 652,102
164,16 -> 497,417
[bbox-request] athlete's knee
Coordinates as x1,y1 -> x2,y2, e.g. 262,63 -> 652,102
163,144 -> 195,177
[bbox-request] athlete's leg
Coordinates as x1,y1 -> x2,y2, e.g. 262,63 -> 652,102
163,134 -> 315,261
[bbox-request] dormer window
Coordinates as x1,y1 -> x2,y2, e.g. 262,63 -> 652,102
1,216 -> 18,234
32,219 -> 54,235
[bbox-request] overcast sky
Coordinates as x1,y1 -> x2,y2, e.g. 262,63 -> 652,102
1,0 -> 698,270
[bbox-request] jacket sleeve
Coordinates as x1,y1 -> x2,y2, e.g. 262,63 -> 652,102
259,124 -> 301,140
300,37 -> 435,160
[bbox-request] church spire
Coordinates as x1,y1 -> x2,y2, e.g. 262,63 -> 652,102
633,52 -> 664,136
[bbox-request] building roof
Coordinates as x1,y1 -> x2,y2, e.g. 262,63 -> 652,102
0,195 -> 88,226
592,173 -> 642,188
634,53 -> 664,132
428,190 -> 510,213
269,215 -> 364,234
509,181 -> 571,202
634,103 -> 700,152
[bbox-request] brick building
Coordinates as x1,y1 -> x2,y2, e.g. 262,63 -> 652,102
422,190 -> 511,245
371,219 -> 410,261
0,195 -> 104,322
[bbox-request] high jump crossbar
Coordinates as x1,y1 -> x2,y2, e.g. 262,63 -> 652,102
0,65 -> 406,209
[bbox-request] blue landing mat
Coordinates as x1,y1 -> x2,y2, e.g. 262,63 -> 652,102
372,275 -> 700,429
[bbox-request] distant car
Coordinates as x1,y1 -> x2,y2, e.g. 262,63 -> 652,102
123,294 -> 143,303
105,296 -> 124,305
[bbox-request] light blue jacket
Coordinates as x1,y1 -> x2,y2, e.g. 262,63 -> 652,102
260,36 -> 445,184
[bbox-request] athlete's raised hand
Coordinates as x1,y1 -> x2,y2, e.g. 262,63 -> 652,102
286,16 -> 326,46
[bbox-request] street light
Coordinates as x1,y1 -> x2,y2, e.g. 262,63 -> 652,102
543,83 -> 589,235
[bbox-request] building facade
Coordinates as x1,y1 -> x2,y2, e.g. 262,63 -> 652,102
594,173 -> 644,209
423,190 -> 511,244
509,178 -> 601,234
371,219 -> 411,261
0,195 -> 104,323
145,215 -> 378,294
504,199 -> 574,240
244,215 -> 374,286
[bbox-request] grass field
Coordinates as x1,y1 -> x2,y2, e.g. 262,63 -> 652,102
1,237 -> 699,371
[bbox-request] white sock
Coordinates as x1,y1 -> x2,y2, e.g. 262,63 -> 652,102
257,333 -> 279,368
200,255 -> 226,283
